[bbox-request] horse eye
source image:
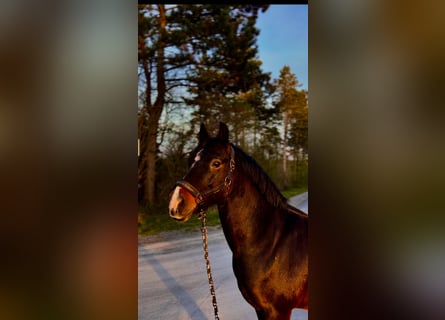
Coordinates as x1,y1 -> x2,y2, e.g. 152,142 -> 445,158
212,160 -> 221,168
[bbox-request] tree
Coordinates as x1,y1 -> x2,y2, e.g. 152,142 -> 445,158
180,5 -> 271,133
274,65 -> 308,187
138,5 -> 168,205
138,5 -> 270,206
288,88 -> 308,159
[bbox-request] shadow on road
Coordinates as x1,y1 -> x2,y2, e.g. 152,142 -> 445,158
139,246 -> 207,319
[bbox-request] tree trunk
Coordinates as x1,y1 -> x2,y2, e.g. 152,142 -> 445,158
145,108 -> 162,204
143,5 -> 166,205
282,109 -> 288,185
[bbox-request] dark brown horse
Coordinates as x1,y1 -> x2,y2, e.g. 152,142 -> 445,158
168,122 -> 308,320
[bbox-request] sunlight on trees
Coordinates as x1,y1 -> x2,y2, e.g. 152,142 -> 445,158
138,5 -> 307,211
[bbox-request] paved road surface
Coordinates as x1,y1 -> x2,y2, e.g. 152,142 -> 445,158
287,192 -> 308,215
139,193 -> 308,320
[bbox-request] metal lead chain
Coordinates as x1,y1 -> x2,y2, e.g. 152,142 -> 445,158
200,209 -> 220,320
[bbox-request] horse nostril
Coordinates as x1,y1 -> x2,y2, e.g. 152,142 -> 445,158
169,197 -> 185,217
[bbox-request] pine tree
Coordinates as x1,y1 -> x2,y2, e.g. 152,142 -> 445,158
275,65 -> 308,187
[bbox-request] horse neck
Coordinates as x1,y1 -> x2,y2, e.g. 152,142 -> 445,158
217,170 -> 284,256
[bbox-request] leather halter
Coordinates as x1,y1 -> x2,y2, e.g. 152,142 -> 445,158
175,145 -> 236,210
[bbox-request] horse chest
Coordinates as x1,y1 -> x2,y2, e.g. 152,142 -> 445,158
232,250 -> 284,287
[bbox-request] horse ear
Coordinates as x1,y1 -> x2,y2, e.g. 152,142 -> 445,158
198,123 -> 209,145
217,122 -> 229,143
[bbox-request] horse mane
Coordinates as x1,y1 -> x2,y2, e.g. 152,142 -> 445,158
232,144 -> 289,211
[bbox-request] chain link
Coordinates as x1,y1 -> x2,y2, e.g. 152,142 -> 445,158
199,209 -> 220,320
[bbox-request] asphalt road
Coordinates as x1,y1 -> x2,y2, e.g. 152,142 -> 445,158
287,192 -> 308,215
138,193 -> 308,320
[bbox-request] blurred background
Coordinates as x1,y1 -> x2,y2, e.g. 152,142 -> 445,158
0,0 -> 136,319
310,0 -> 445,319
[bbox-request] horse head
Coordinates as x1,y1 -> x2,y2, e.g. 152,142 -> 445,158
168,122 -> 235,222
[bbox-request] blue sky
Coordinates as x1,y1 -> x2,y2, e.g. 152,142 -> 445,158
256,5 -> 308,90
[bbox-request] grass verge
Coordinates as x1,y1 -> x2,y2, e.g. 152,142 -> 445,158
281,186 -> 308,199
138,207 -> 221,236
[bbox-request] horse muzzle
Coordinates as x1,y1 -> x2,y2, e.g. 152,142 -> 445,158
168,185 -> 197,222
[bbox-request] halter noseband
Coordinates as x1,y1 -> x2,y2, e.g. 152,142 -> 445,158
175,145 -> 236,210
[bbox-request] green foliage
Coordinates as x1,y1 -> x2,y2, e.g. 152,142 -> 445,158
275,65 -> 308,156
179,5 -> 273,132
281,186 -> 308,199
289,158 -> 309,188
